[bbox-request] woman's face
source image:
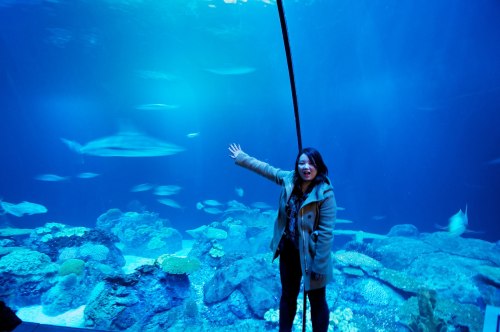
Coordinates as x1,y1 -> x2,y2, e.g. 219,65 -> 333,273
297,153 -> 317,182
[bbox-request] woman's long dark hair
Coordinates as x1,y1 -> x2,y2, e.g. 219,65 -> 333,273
293,147 -> 329,190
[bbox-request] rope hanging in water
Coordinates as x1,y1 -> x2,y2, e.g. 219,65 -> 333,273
277,0 -> 303,153
276,4 -> 306,331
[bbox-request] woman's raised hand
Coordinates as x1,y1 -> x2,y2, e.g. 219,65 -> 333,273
228,143 -> 243,159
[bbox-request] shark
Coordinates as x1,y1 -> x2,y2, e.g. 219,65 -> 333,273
447,205 -> 468,236
436,205 -> 469,236
0,200 -> 48,217
61,130 -> 184,157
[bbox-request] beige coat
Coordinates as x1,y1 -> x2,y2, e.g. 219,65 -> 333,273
235,152 -> 336,290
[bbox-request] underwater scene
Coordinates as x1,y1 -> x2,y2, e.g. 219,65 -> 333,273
1,0 -> 499,331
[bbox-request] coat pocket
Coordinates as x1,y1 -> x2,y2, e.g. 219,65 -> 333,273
308,230 -> 319,258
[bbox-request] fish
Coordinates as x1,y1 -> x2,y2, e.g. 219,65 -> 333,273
447,205 -> 468,236
203,199 -> 223,206
76,172 -> 100,179
135,104 -> 180,111
131,183 -> 155,192
205,24 -> 244,40
436,205 -> 469,236
154,185 -> 182,196
34,174 -> 68,182
61,130 -> 184,157
333,229 -> 387,242
336,218 -> 354,224
225,200 -> 248,211
486,157 -> 500,165
235,187 -> 244,197
157,198 -> 182,209
135,70 -> 177,81
0,200 -> 48,217
203,207 -> 224,214
204,66 -> 256,75
226,200 -> 247,208
186,132 -> 200,138
196,202 -> 204,210
251,201 -> 272,210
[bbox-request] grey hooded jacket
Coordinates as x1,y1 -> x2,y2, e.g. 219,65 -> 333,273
235,152 -> 336,290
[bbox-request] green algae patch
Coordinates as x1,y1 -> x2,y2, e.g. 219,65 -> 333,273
59,258 -> 85,276
156,254 -> 201,275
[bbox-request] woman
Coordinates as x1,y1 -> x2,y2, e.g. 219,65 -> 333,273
228,143 -> 336,332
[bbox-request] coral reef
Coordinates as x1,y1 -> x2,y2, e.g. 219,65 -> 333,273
155,254 -> 201,275
208,241 -> 225,258
0,218 -> 496,331
331,307 -> 358,332
476,265 -> 500,287
96,209 -> 182,258
263,308 -> 279,323
0,249 -> 58,307
27,222 -> 124,268
59,259 -> 85,276
203,253 -> 279,320
186,225 -> 228,241
84,265 -> 191,331
407,289 -> 447,332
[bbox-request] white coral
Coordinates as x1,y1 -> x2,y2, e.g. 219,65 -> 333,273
58,247 -> 78,261
331,307 -> 358,332
79,243 -> 109,261
360,279 -> 391,306
264,308 -> 279,323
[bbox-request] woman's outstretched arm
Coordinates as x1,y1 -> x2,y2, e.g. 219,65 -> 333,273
228,143 -> 289,184
228,143 -> 243,159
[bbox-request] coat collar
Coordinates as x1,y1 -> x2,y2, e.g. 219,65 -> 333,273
285,172 -> 333,206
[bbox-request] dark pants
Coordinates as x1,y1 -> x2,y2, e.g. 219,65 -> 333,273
279,239 -> 329,332
0,301 -> 22,332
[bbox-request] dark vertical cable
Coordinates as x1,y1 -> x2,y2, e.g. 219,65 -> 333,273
277,0 -> 303,153
276,4 -> 306,331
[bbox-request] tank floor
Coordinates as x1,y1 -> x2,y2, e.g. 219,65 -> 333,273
14,322 -> 109,332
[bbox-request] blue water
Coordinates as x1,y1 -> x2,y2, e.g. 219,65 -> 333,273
1,0 -> 499,243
